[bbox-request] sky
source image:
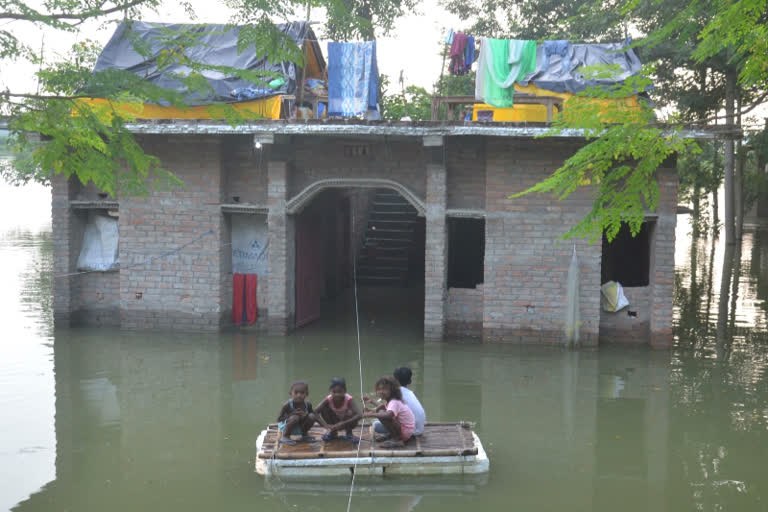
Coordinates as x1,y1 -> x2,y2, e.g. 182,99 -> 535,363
0,0 -> 465,96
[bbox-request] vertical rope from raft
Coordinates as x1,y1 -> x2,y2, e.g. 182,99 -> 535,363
346,205 -> 365,512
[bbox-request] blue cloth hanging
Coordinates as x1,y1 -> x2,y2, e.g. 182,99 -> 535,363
464,35 -> 475,73
327,41 -> 379,117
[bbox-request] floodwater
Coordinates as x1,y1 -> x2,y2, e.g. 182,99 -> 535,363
1,176 -> 768,512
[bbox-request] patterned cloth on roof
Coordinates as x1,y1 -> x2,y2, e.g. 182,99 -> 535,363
327,41 -> 379,117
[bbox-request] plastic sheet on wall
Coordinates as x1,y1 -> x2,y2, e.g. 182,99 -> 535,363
600,280 -> 630,313
76,213 -> 119,271
231,215 -> 268,275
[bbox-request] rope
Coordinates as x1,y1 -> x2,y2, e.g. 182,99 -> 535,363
346,206 -> 365,512
53,228 -> 215,278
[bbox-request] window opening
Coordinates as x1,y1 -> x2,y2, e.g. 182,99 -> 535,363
601,221 -> 653,287
447,218 -> 485,289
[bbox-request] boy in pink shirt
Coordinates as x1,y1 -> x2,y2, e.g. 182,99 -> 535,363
363,376 -> 415,448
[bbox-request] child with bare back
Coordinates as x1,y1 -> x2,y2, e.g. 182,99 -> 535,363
362,376 -> 416,448
277,380 -> 317,446
313,377 -> 363,443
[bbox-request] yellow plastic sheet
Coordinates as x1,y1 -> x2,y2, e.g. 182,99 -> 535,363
79,95 -> 283,120
472,83 -> 640,122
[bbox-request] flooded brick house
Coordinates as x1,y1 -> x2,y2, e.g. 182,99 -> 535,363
49,22 -> 700,347
52,120 -> 689,347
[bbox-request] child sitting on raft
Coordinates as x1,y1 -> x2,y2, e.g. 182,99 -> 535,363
277,380 -> 317,445
363,376 -> 416,448
313,377 -> 363,442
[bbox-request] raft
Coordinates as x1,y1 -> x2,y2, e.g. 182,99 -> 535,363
255,422 -> 490,478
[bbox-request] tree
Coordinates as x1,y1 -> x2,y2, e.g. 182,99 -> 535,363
321,0 -> 419,41
442,0 -> 767,242
441,0 -> 626,41
380,75 -> 432,120
1,1 -> 310,195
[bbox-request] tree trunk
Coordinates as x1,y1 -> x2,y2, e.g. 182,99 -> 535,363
692,180 -> 702,238
723,70 -> 737,245
712,183 -> 720,236
734,140 -> 745,240
734,92 -> 744,240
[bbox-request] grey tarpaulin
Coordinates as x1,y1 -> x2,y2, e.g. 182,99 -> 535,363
519,42 -> 648,94
93,20 -> 325,106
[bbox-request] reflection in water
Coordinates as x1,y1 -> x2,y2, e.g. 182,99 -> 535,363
0,183 -> 55,512
2,183 -> 768,511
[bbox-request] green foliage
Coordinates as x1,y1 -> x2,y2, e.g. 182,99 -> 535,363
1,4 -> 307,195
512,73 -> 697,242
437,71 -> 475,97
677,142 -> 722,233
323,0 -> 419,40
440,0 -> 626,41
442,0 -> 766,241
743,128 -> 768,213
381,83 -> 432,120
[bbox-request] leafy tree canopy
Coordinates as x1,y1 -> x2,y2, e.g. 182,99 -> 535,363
441,0 -> 766,240
2,0 -> 412,195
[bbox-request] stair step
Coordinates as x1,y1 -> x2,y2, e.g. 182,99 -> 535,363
370,211 -> 419,216
358,264 -> 408,271
366,231 -> 413,240
362,244 -> 411,251
356,189 -> 417,286
372,204 -> 418,213
356,276 -> 404,284
373,202 -> 415,207
368,219 -> 417,226
358,255 -> 408,263
367,227 -> 414,233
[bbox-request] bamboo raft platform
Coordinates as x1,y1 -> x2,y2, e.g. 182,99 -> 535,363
256,422 -> 489,477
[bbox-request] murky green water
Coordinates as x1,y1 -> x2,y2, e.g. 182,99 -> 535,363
2,177 -> 768,511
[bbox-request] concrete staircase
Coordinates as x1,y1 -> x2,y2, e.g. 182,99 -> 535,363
356,189 -> 419,285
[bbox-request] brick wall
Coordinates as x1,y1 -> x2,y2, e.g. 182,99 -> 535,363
51,132 -> 678,344
223,135 -> 268,205
289,137 -> 427,203
598,286 -> 650,344
446,137 -> 485,210
118,135 -> 226,330
445,286 -> 483,340
482,139 -> 602,346
650,166 -> 678,347
348,188 -> 375,253
424,161 -> 447,341
51,173 -> 81,326
71,271 -> 121,326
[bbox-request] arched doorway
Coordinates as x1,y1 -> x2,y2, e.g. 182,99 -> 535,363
292,186 -> 426,330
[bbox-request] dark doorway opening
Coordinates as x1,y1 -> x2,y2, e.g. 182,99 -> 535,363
294,188 -> 426,330
447,217 -> 485,289
601,221 -> 654,287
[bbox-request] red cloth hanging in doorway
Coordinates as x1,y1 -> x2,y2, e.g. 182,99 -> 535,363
232,273 -> 245,325
245,274 -> 258,324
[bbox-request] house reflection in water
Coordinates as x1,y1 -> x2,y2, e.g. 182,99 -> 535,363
5,331 -> 718,512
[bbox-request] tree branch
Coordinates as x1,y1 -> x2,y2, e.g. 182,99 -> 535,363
1,91 -> 91,100
0,0 -> 150,23
687,91 -> 768,125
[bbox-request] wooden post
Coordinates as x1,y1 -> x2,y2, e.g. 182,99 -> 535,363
723,70 -> 737,246
296,1 -> 311,113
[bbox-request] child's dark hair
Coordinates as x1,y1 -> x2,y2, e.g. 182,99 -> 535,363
375,376 -> 402,400
290,380 -> 309,392
329,377 -> 347,390
393,367 -> 412,387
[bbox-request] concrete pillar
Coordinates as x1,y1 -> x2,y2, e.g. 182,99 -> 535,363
51,173 -> 80,327
266,142 -> 295,335
424,140 -> 447,341
650,166 -> 678,348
